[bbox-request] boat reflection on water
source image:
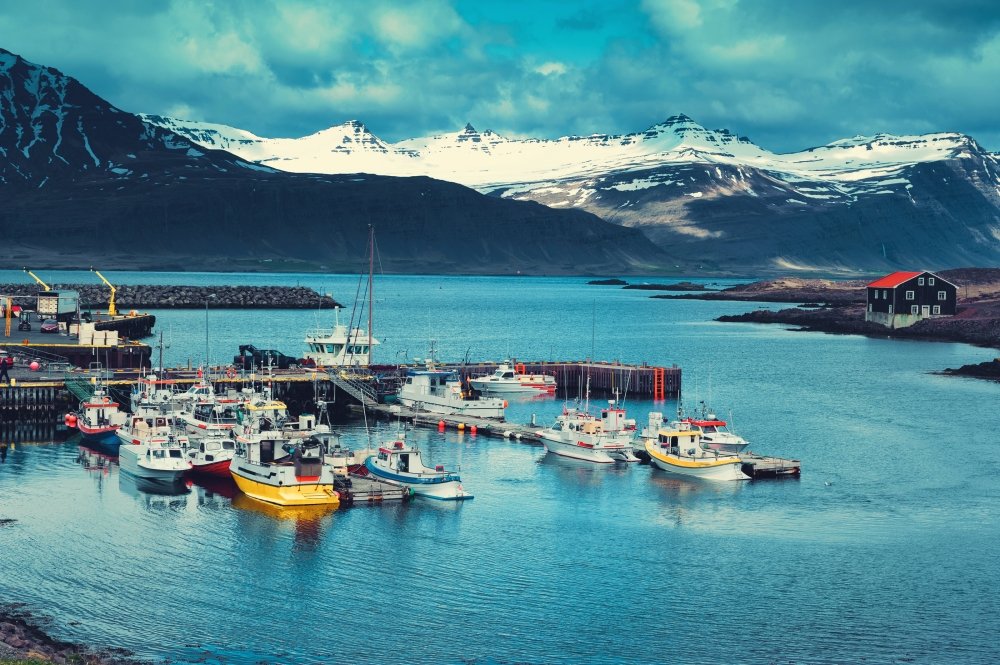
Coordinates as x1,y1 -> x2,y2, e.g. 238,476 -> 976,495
119,471 -> 190,511
536,449 -> 629,486
232,492 -> 336,550
188,474 -> 238,506
76,443 -> 118,493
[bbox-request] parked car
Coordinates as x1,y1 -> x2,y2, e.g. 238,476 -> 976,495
40,319 -> 59,333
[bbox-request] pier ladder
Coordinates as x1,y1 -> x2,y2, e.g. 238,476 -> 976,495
653,367 -> 665,401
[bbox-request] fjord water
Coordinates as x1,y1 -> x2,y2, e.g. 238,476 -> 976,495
2,272 -> 999,664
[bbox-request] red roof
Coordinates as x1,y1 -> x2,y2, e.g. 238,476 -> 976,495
867,271 -> 923,288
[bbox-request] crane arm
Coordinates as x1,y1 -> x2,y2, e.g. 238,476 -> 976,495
23,268 -> 50,291
91,269 -> 117,316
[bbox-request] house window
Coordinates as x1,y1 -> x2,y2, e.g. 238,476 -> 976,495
868,304 -> 872,312
918,277 -> 925,285
905,290 -> 915,300
883,290 -> 888,299
932,305 -> 941,314
888,305 -> 893,314
874,290 -> 879,300
911,305 -> 919,314
928,277 -> 935,286
938,291 -> 947,301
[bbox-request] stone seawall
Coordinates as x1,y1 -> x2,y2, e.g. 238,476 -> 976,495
0,284 -> 341,309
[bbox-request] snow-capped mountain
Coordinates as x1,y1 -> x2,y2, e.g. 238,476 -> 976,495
144,112 -> 1000,273
0,48 -> 668,275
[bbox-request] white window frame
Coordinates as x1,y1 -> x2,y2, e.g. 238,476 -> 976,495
905,290 -> 915,300
874,290 -> 879,300
918,277 -> 925,285
868,303 -> 872,312
888,305 -> 893,314
911,305 -> 919,314
928,277 -> 935,286
938,291 -> 947,301
932,305 -> 941,315
883,290 -> 888,299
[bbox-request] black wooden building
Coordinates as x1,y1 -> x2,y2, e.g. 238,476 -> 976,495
865,271 -> 957,329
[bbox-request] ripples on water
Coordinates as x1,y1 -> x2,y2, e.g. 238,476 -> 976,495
2,272 -> 1000,663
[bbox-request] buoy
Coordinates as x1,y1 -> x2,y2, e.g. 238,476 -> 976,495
65,413 -> 77,427
470,425 -> 477,435
29,361 -> 40,371
503,400 -> 508,408
457,423 -> 465,431
438,420 -> 446,429
503,430 -> 513,438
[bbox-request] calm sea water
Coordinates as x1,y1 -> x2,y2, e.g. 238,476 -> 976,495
2,271 -> 999,664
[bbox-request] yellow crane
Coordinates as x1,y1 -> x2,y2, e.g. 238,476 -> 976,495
23,268 -> 50,291
91,268 -> 117,317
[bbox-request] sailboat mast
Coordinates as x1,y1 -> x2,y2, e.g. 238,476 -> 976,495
368,226 -> 373,365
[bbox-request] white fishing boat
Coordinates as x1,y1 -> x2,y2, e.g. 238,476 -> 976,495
304,227 -> 380,368
398,369 -> 506,418
178,397 -> 240,434
364,433 -> 472,500
641,415 -> 749,481
71,382 -> 129,451
469,362 -> 557,395
680,403 -> 750,453
185,432 -> 236,478
129,374 -> 183,417
536,400 -> 639,464
118,429 -> 192,482
230,433 -> 340,507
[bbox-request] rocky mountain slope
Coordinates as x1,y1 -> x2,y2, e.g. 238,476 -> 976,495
146,112 -> 1000,275
0,48 -> 670,275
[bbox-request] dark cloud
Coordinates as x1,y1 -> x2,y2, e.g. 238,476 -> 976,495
0,0 -> 997,151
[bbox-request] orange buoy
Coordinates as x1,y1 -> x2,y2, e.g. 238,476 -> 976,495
503,400 -> 508,408
470,425 -> 477,435
438,420 -> 446,429
457,423 -> 465,431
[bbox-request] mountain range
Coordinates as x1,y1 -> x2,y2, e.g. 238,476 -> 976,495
144,112 -> 1000,275
0,48 -> 668,275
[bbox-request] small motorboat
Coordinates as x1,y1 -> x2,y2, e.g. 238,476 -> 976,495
364,434 -> 472,500
397,369 -> 506,418
230,433 -> 340,507
118,430 -> 192,482
185,432 -> 236,478
679,404 -> 750,453
469,362 -> 557,395
71,385 -> 129,451
642,419 -> 749,481
537,402 -> 639,464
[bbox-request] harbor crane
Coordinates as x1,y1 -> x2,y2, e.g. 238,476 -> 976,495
91,268 -> 117,316
23,268 -> 50,291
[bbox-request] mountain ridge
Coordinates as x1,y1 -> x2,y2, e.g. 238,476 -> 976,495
0,47 -> 672,275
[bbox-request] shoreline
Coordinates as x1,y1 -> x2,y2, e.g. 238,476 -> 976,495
0,603 -> 139,665
0,284 -> 341,310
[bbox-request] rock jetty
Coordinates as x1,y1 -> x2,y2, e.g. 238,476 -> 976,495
0,284 -> 341,309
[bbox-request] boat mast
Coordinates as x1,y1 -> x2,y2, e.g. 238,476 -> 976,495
368,225 -> 373,366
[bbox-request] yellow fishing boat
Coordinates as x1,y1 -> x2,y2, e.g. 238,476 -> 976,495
230,433 -> 340,507
643,419 -> 749,481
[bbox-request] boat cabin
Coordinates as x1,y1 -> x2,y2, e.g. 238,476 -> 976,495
192,402 -> 239,426
191,436 -> 235,463
656,427 -> 702,457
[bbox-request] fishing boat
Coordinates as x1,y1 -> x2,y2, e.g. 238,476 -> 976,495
71,385 -> 129,450
130,374 -> 182,417
116,413 -> 188,448
185,432 -> 237,478
536,400 -> 639,464
364,433 -> 472,500
397,369 -> 506,418
177,397 -> 240,435
680,403 -> 750,453
304,227 -> 380,368
230,433 -> 340,507
641,416 -> 749,481
118,431 -> 192,482
469,362 -> 557,394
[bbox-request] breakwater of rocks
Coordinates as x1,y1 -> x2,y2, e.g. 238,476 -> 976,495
0,284 -> 341,309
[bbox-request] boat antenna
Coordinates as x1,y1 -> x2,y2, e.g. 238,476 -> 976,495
368,224 -> 374,365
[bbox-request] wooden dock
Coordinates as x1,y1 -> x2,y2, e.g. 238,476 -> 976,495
362,402 -> 544,444
740,453 -> 801,478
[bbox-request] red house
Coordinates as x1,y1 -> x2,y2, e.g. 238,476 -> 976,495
865,271 -> 957,329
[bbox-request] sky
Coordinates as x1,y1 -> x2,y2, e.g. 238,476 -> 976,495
2,0 -> 1000,152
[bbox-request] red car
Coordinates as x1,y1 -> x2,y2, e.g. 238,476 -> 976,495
40,319 -> 59,333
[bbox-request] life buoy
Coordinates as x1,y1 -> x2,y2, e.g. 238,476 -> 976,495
226,367 -> 237,379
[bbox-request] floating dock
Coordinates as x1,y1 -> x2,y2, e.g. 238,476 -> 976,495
739,453 -> 801,478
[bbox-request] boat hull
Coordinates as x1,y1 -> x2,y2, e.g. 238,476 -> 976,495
469,380 -> 555,394
78,426 -> 123,452
397,395 -> 504,419
364,458 -> 472,500
539,436 -> 616,463
230,465 -> 340,507
646,448 -> 750,481
118,445 -> 191,481
189,457 -> 233,478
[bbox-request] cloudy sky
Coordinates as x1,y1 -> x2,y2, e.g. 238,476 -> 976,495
3,0 -> 999,151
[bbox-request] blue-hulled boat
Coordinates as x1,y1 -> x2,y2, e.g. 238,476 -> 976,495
364,434 -> 472,501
